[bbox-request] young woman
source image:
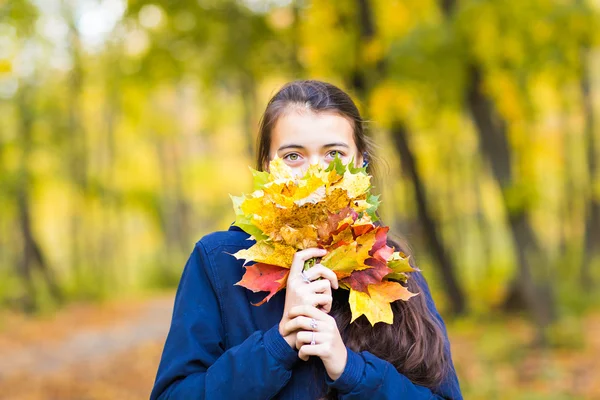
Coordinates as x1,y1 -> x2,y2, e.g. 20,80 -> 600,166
150,80 -> 463,399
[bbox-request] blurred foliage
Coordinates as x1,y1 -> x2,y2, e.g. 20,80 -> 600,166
1,0 -> 600,396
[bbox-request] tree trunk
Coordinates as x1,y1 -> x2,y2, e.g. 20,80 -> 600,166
351,0 -> 466,314
154,86 -> 192,261
290,0 -> 304,76
16,85 -> 62,311
65,7 -> 87,285
439,0 -> 555,344
390,121 -> 467,314
580,47 -> 600,291
466,66 -> 556,338
99,44 -> 122,292
240,73 -> 258,160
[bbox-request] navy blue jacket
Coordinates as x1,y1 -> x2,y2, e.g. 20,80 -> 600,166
150,225 -> 463,399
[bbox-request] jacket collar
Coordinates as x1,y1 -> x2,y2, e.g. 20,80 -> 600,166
228,222 -> 244,232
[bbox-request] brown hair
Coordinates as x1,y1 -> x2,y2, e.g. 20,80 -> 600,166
255,80 -> 380,179
255,80 -> 449,395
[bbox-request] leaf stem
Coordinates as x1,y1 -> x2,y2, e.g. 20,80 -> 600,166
303,257 -> 321,271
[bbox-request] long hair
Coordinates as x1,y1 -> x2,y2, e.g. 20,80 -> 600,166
255,80 -> 449,395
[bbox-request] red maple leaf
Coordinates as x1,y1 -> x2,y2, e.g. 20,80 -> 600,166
235,263 -> 290,306
340,226 -> 394,292
342,257 -> 392,292
370,226 -> 394,262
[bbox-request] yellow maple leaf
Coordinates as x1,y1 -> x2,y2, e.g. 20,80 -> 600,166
294,185 -> 326,207
261,166 -> 328,210
233,241 -> 296,269
279,225 -> 319,249
336,169 -> 371,198
306,164 -> 342,187
331,224 -> 354,244
240,191 -> 267,215
324,188 -> 353,213
268,156 -> 295,182
350,199 -> 371,213
349,281 -> 418,325
244,204 -> 288,242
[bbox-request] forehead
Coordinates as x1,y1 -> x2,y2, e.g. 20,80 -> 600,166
270,109 -> 356,148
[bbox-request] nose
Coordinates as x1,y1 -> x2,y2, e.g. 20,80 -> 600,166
308,154 -> 320,166
308,154 -> 328,168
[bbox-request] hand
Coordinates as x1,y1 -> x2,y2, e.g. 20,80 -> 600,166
284,305 -> 348,381
278,248 -> 339,349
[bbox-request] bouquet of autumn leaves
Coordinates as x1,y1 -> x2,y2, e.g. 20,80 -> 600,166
229,156 -> 418,326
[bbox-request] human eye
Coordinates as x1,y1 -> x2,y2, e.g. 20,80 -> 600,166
326,150 -> 345,159
283,152 -> 302,162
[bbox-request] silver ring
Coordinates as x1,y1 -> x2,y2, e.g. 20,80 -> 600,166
301,270 -> 311,284
310,331 -> 316,346
310,318 -> 317,330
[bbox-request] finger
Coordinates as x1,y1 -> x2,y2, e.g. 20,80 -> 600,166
286,278 -> 329,301
295,330 -> 320,348
309,281 -> 332,310
282,316 -> 315,336
320,302 -> 332,314
305,293 -> 333,309
306,279 -> 332,295
311,282 -> 332,312
288,304 -> 332,321
304,264 -> 339,289
298,343 -> 328,361
290,248 -> 327,275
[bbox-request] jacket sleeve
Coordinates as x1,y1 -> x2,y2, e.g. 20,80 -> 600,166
150,241 -> 299,400
326,272 -> 463,400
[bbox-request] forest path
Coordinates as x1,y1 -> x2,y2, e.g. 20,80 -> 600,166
1,294 -> 600,399
0,294 -> 174,400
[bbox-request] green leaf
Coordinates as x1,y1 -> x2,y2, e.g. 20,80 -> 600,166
387,253 -> 416,273
303,256 -> 321,271
251,168 -> 270,190
325,154 -> 346,175
385,253 -> 418,282
233,215 -> 268,240
347,156 -> 368,175
230,194 -> 245,216
230,194 -> 269,241
365,193 -> 381,221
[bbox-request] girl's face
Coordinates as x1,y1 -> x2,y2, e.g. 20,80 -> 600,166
268,109 -> 363,177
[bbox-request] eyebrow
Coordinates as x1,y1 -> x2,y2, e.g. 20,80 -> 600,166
277,142 -> 351,152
